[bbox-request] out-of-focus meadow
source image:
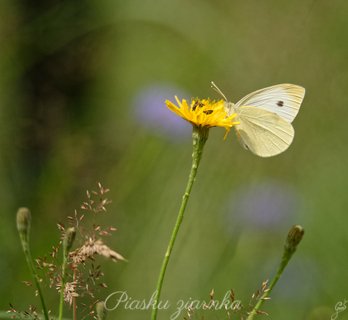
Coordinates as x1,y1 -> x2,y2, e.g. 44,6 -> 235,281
1,0 -> 347,319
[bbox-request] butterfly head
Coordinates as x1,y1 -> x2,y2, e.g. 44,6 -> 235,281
224,101 -> 236,116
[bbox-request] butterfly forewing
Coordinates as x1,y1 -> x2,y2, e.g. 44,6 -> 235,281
235,106 -> 295,157
234,84 -> 305,123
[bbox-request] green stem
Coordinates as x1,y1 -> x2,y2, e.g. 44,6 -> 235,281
58,247 -> 68,320
151,126 -> 209,320
73,269 -> 77,320
58,227 -> 75,320
246,253 -> 289,319
17,208 -> 50,320
19,232 -> 50,320
0,311 -> 71,320
246,225 -> 304,319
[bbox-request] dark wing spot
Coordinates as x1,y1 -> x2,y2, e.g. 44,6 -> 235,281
276,100 -> 284,107
203,110 -> 213,115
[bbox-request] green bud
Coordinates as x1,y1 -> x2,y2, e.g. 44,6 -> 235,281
285,225 -> 304,255
63,227 -> 76,253
96,301 -> 107,320
16,207 -> 31,242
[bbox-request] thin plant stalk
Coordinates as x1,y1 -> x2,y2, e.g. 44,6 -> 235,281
246,255 -> 288,319
17,208 -> 50,320
21,239 -> 50,320
58,227 -> 76,320
73,269 -> 77,320
151,126 -> 209,320
0,311 -> 71,320
58,244 -> 68,320
246,225 -> 304,320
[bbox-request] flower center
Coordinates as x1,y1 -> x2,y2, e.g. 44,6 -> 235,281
191,99 -> 216,115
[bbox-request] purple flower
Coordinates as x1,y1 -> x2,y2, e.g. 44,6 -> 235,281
226,180 -> 300,231
132,84 -> 191,140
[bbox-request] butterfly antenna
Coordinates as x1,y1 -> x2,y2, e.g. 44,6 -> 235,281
211,81 -> 228,101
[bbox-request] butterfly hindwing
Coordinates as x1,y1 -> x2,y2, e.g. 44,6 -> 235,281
235,106 -> 295,157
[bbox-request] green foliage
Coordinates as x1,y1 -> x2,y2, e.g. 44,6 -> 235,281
1,0 -> 348,319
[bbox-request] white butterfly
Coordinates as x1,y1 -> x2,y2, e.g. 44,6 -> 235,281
211,82 -> 305,157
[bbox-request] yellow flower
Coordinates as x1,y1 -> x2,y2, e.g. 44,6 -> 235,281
166,96 -> 238,136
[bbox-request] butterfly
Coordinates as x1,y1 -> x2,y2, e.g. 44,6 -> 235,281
211,82 -> 305,157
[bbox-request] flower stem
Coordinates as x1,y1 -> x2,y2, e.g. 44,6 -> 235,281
151,126 -> 209,320
246,225 -> 304,320
17,208 -> 50,320
58,246 -> 68,320
22,241 -> 50,320
58,227 -> 76,320
73,269 -> 77,320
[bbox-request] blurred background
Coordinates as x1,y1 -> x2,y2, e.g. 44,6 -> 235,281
1,0 -> 347,319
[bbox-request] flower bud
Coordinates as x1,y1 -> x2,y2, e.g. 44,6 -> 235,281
16,207 -> 31,242
96,301 -> 107,320
285,225 -> 304,255
63,227 -> 76,253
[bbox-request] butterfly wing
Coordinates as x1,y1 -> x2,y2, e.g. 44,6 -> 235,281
234,84 -> 305,123
235,106 -> 295,157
